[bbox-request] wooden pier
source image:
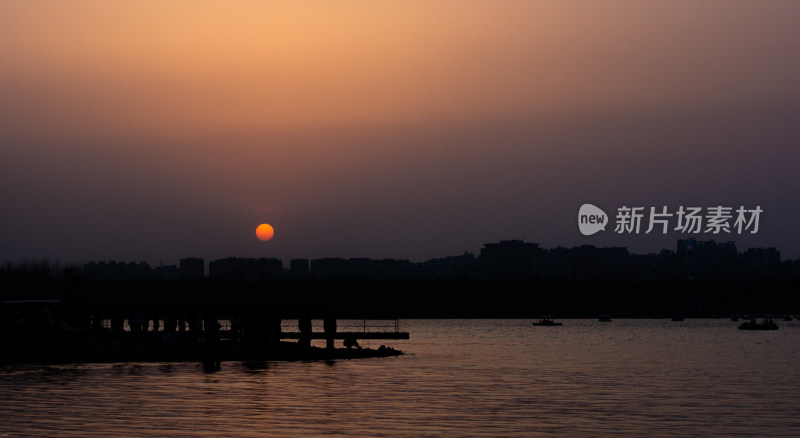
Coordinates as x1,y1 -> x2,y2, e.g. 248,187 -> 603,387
279,319 -> 409,340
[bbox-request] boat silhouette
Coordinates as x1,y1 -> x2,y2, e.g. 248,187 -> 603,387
531,316 -> 562,327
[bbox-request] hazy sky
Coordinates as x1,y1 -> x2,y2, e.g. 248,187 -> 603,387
2,1 -> 799,265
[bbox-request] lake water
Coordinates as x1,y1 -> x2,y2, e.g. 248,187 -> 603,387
2,319 -> 799,437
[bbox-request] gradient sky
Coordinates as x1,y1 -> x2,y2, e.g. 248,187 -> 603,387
2,1 -> 799,266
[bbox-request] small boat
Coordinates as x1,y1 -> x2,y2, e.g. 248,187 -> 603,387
738,319 -> 779,330
532,316 -> 562,327
598,315 -> 612,322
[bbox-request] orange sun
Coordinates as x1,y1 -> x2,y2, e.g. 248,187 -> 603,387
255,223 -> 274,241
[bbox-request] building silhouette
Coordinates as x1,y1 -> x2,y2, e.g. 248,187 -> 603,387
179,258 -> 204,279
290,259 -> 309,277
480,240 -> 543,278
209,257 -> 282,281
310,258 -> 420,279
75,239 -> 793,283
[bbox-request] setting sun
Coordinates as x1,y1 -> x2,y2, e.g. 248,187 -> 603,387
255,223 -> 274,241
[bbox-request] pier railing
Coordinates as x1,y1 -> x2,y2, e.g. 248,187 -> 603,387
341,319 -> 401,333
282,319 -> 409,340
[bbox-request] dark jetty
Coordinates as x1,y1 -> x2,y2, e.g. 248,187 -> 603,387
738,318 -> 779,330
0,330 -> 402,365
1,300 -> 406,365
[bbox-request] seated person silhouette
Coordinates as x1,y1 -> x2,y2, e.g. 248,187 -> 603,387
343,334 -> 361,350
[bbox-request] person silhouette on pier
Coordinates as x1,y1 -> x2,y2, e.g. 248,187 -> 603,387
163,313 -> 177,333
298,315 -> 312,348
111,305 -> 124,340
178,314 -> 186,333
323,314 -> 337,350
203,312 -> 221,358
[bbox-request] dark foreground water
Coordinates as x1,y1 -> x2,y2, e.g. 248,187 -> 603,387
1,319 -> 799,437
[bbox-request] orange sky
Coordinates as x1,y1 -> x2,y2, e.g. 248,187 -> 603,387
5,1 -> 797,135
2,1 -> 799,263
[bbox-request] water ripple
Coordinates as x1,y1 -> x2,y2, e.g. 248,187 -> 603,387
1,319 -> 799,436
